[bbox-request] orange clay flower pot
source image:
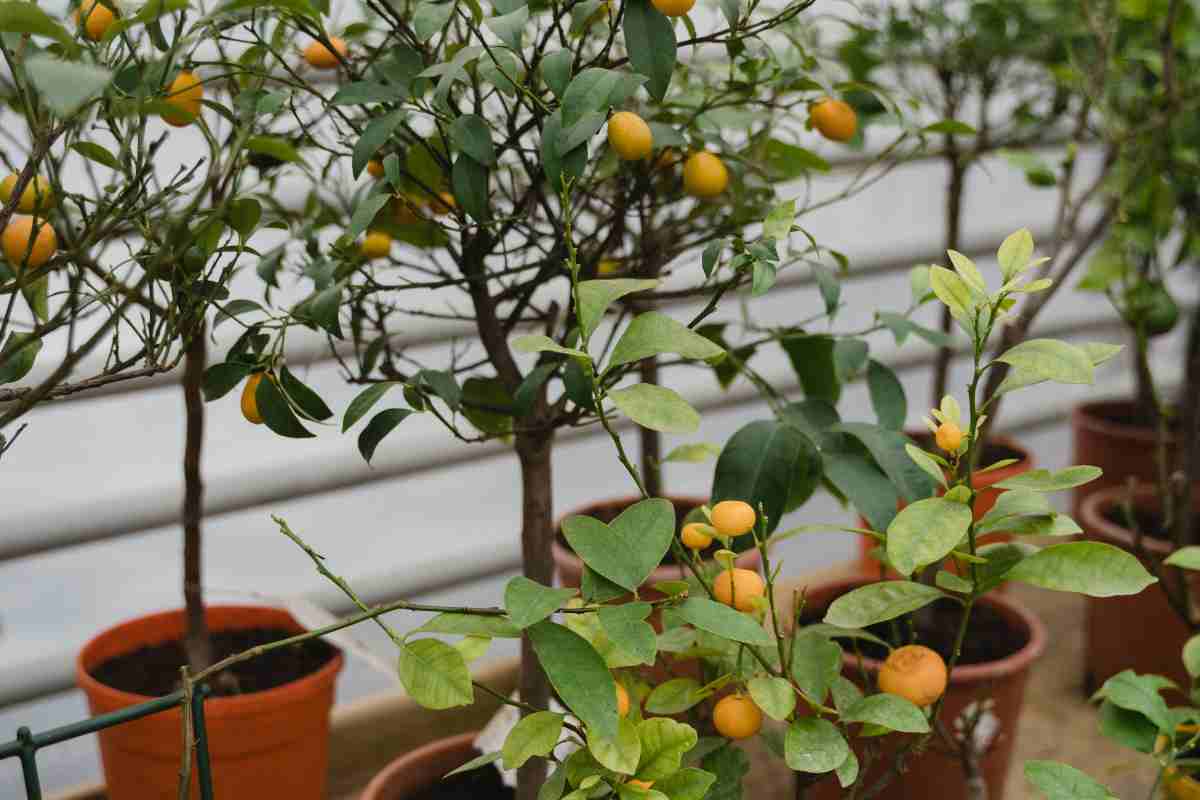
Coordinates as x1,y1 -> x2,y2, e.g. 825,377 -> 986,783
76,605 -> 343,800
1071,399 -> 1179,519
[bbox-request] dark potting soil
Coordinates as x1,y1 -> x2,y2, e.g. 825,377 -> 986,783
557,497 -> 750,567
90,627 -> 338,698
412,765 -> 514,800
1092,402 -> 1176,432
1098,504 -> 1198,544
909,433 -> 1026,468
804,598 -> 1028,666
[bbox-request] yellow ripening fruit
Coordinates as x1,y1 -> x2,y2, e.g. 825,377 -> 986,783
597,258 -> 621,276
627,780 -> 654,790
710,500 -> 755,536
713,694 -> 763,740
878,645 -> 948,708
0,174 -> 53,214
607,111 -> 653,161
616,683 -> 631,717
809,97 -> 857,143
76,0 -> 116,41
366,159 -> 385,179
713,568 -> 765,613
2,216 -> 57,269
681,522 -> 714,550
682,152 -> 728,198
241,373 -> 266,425
360,230 -> 392,260
652,0 -> 695,15
161,71 -> 203,128
935,421 -> 963,453
304,37 -> 348,70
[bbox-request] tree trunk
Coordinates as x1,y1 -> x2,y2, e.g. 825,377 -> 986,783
931,157 -> 966,408
1174,310 -> 1200,548
639,356 -> 662,498
182,323 -> 213,675
515,429 -> 555,800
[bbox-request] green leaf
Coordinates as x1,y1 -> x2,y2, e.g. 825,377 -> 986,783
673,598 -> 772,646
412,1 -> 453,38
0,3 -> 76,53
866,360 -> 906,429
0,333 -> 41,385
922,120 -> 976,135
947,250 -> 986,294
503,712 -> 565,770
998,228 -> 1035,281
780,335 -> 840,404
789,630 -> 841,704
246,135 -> 301,163
929,266 -> 972,323
330,81 -> 399,105
842,694 -> 929,733
1006,541 -> 1156,597
1024,760 -> 1116,800
758,139 -> 830,178
1166,547 -> 1200,570
414,612 -> 521,638
609,383 -> 699,434
748,676 -> 796,721
397,638 -> 474,709
562,498 -> 673,591
904,444 -> 948,490
452,154 -> 490,222
353,110 -> 407,177
995,339 -> 1094,385
539,764 -> 568,800
834,423 -> 937,503
664,442 -> 721,463
993,466 -> 1102,493
462,376 -> 514,436
505,577 -> 577,629
228,198 -> 262,240
644,678 -> 704,714
541,49 -> 573,97
418,369 -> 462,410
1094,670 -> 1174,732
26,57 -> 111,115
636,718 -> 697,780
836,751 -> 859,788
654,767 -> 716,800
446,751 -> 503,777
885,497 -> 973,577
513,334 -> 588,360
829,675 -> 864,717
598,603 -> 657,666
486,6 -> 527,50
529,620 -> 619,739
1098,699 -> 1158,753
608,311 -> 724,369
622,0 -> 675,100
343,382 -> 398,431
358,408 -> 414,462
712,420 -> 820,536
201,362 -> 252,401
1184,634 -> 1200,678
784,718 -> 849,774
701,745 -> 749,800
71,141 -> 121,170
451,113 -> 496,166
589,717 -> 642,774
576,279 -> 659,343
763,199 -> 796,241
823,581 -> 946,628
257,373 -> 314,438
821,447 -> 900,534
345,194 -> 390,241
278,365 -> 331,422
561,67 -> 645,127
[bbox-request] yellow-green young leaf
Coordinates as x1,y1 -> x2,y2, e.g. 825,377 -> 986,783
607,311 -> 725,369
1011,278 -> 1052,294
446,750 -> 502,777
1005,542 -> 1156,597
1184,634 -> 1200,679
653,767 -> 716,800
841,694 -> 929,733
836,751 -> 859,788
904,444 -> 948,489
785,718 -> 849,774
636,718 -> 698,781
993,466 -> 1102,493
504,576 -> 577,629
565,606 -> 642,668
576,279 -> 659,343
1165,547 -> 1200,570
823,581 -> 945,628
644,678 -> 704,714
928,265 -> 972,320
453,635 -> 491,663
995,339 -> 1094,385
512,334 -> 589,360
0,2 -> 77,53
397,638 -> 474,709
1024,760 -> 1117,800
588,717 -> 642,774
414,612 -> 521,638
609,383 -> 700,434
886,497 -> 972,577
663,442 -> 721,463
503,711 -> 565,770
997,228 -> 1035,281
748,676 -> 796,721
947,250 -> 986,293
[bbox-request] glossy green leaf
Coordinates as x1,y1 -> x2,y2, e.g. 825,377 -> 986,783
256,373 -> 314,438
995,339 -> 1094,385
201,362 -> 253,401
446,750 -> 502,777
780,335 -> 839,404
354,112 -> 407,178
1094,670 -> 1174,732
821,447 -> 900,533
790,629 -> 841,704
748,676 -> 796,721
1005,541 -> 1156,597
279,366 -> 332,422
561,498 -> 674,591
397,638 -> 473,709
541,49 -> 573,97
513,334 -> 588,359
343,382 -> 398,431
505,577 -> 577,629
842,694 -> 929,733
621,0 -> 675,100
609,383 -> 699,434
71,141 -> 121,170
823,581 -> 946,628
414,612 -> 521,638
452,155 -> 490,222
834,423 -> 937,503
1024,760 -> 1116,800
664,442 -> 721,463
451,113 -> 497,166
654,767 -> 716,800
608,311 -> 724,369
712,420 -> 820,535
0,333 -> 41,385
886,497 -> 973,577
598,603 -> 657,666
644,678 -> 704,714
866,360 -> 906,429
784,718 -> 849,774
358,408 -> 414,462
998,228 -> 1035,281
673,598 -> 772,646
529,620 -> 619,739
246,135 -> 302,163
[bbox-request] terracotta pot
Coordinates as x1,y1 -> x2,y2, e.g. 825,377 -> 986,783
1081,486 -> 1195,693
77,605 -> 343,800
553,495 -> 763,593
361,732 -> 491,800
1072,399 -> 1179,518
802,578 -> 1046,800
857,435 -> 1035,576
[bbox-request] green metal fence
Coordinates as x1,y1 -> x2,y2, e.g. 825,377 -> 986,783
0,686 -> 214,800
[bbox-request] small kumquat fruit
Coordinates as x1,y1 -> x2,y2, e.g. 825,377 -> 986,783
713,567 -> 765,613
711,500 -> 756,536
713,694 -> 763,740
878,644 -> 947,708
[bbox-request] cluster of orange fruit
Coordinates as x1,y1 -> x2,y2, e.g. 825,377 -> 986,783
354,163 -> 458,261
1,175 -> 57,271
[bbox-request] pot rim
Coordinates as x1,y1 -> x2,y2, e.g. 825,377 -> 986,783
1080,483 -> 1178,557
808,577 -> 1047,684
552,494 -> 762,584
361,731 -> 480,800
1073,398 -> 1176,445
76,604 -> 344,712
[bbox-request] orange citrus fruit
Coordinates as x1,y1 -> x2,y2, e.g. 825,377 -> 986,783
627,779 -> 654,790
935,421 -> 963,453
75,0 -> 115,40
360,230 -> 392,260
366,159 -> 385,179
161,71 -> 203,127
878,644 -> 947,708
681,522 -> 714,550
652,0 -> 694,14
713,694 -> 762,740
241,373 -> 266,425
682,152 -> 728,198
713,568 -> 765,613
304,37 -> 348,69
616,683 -> 631,718
0,174 -> 53,214
607,111 -> 653,161
810,97 -> 857,143
711,500 -> 756,536
2,216 -> 56,269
